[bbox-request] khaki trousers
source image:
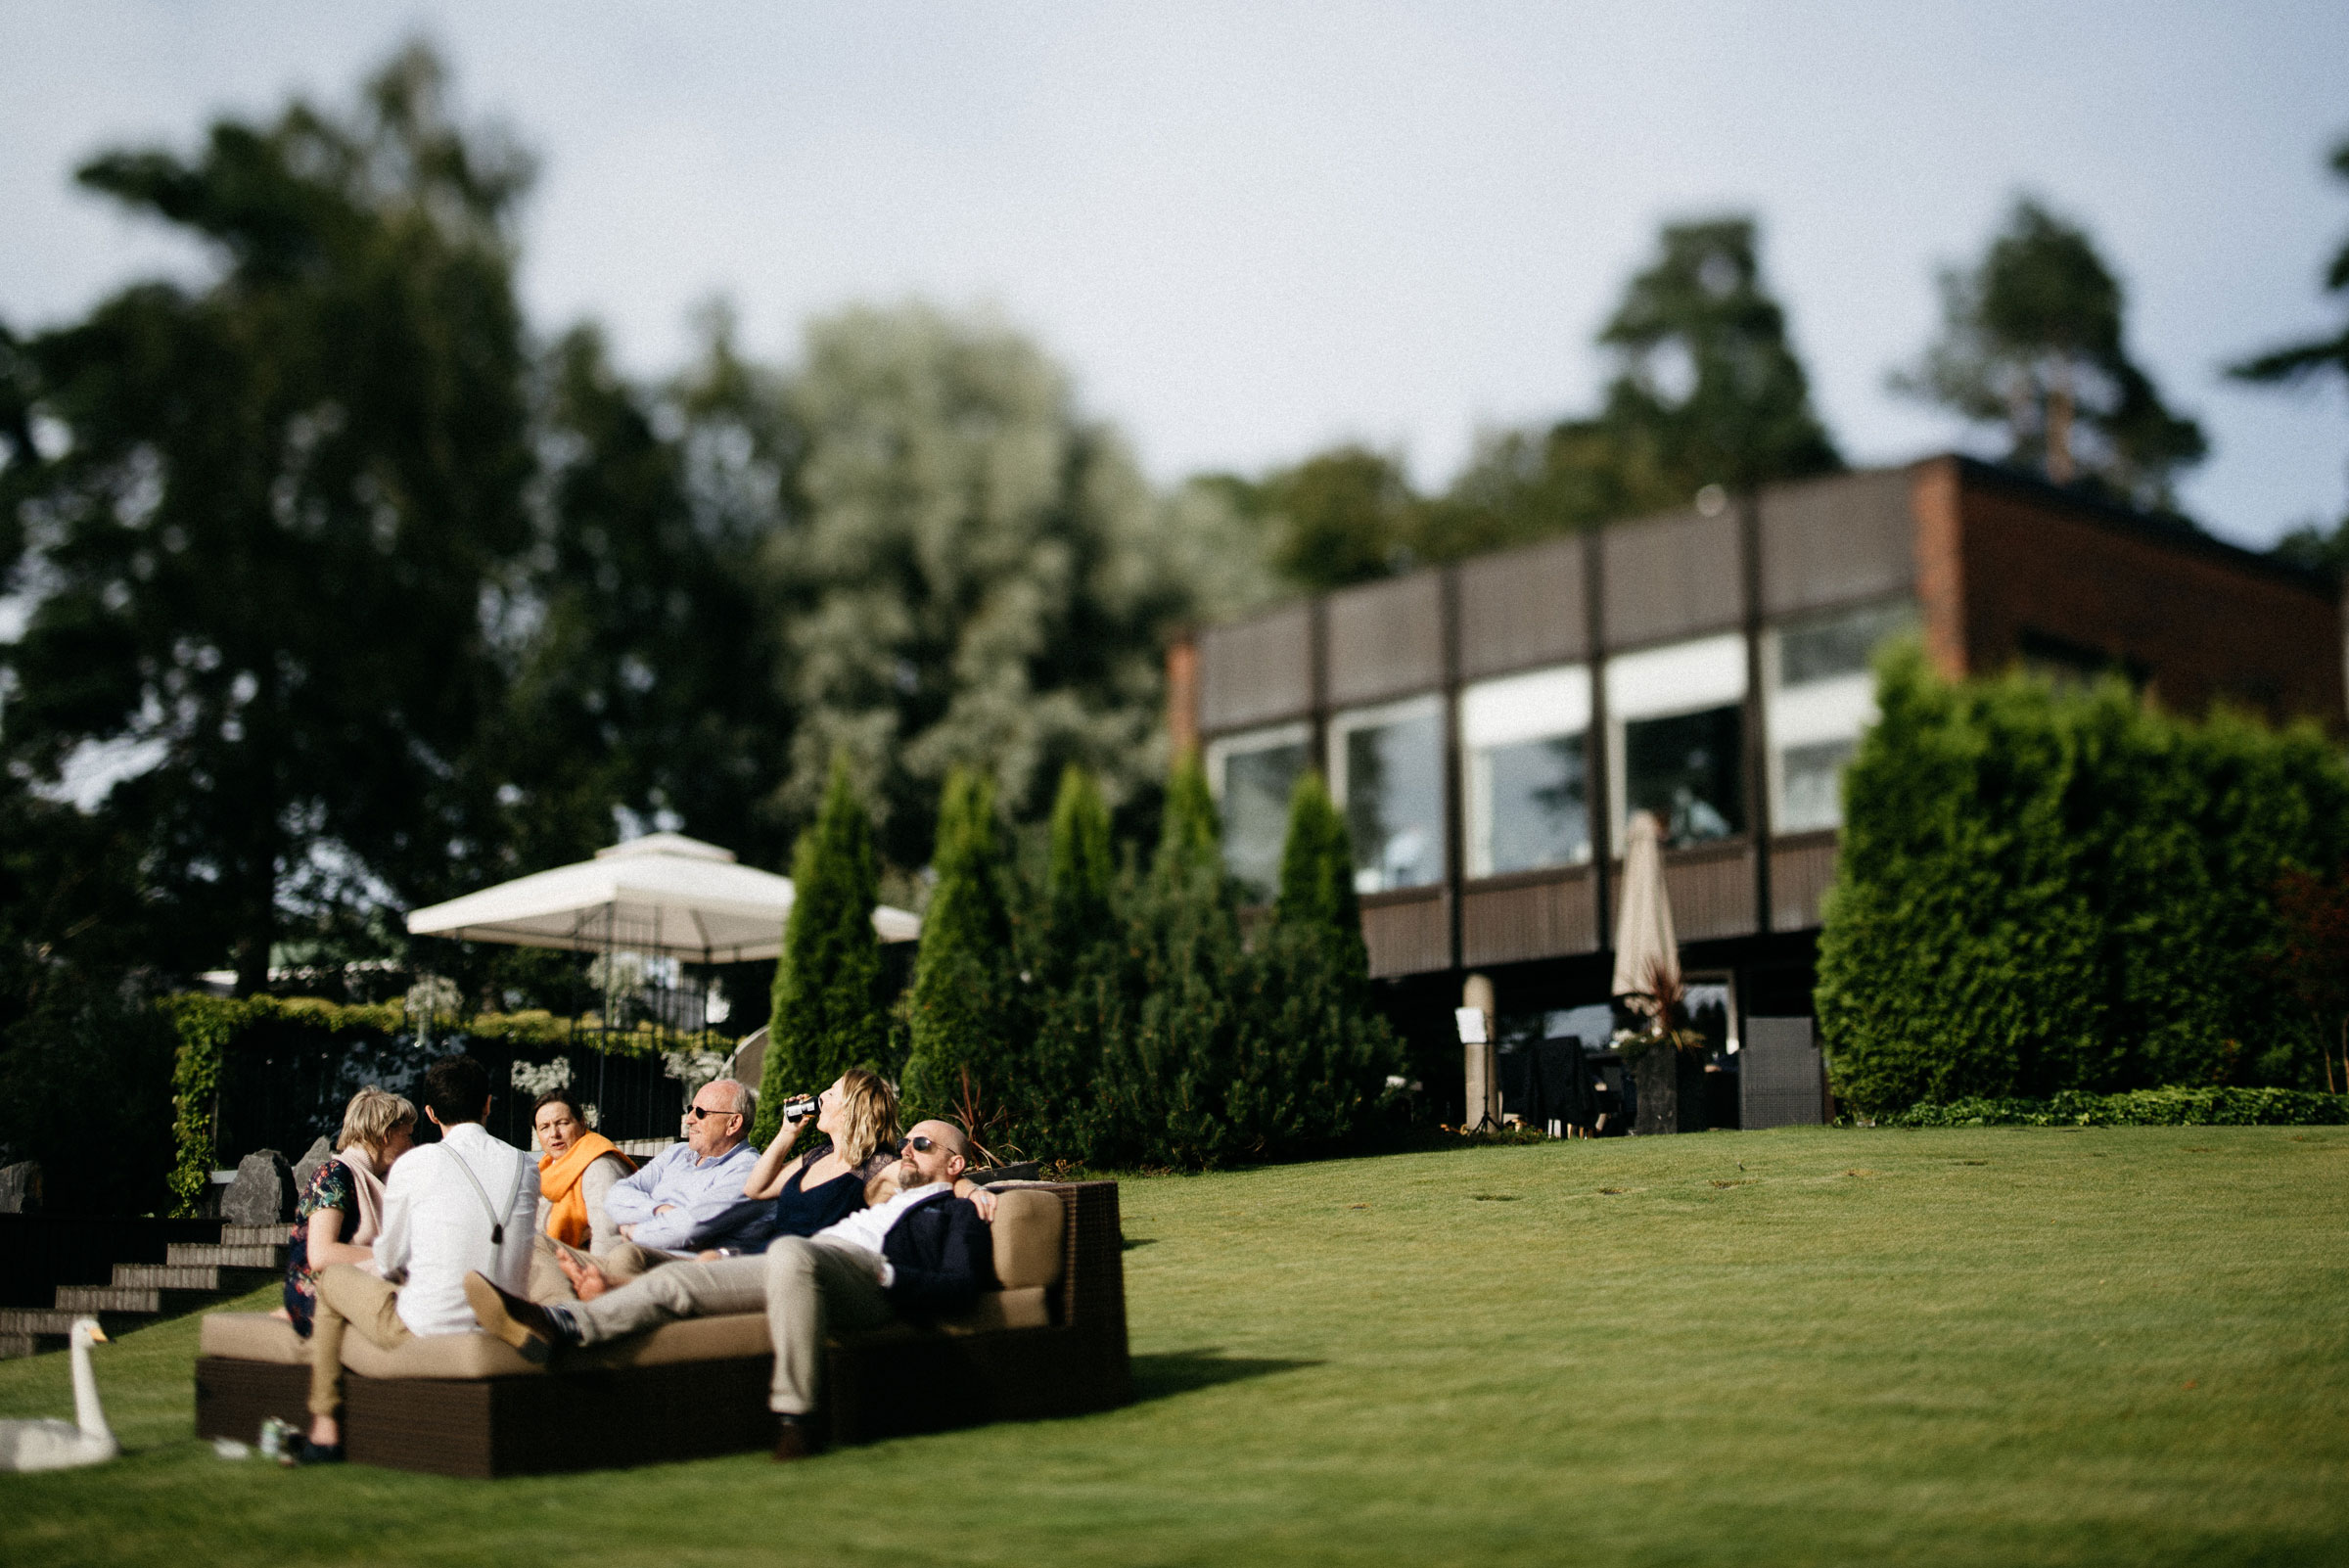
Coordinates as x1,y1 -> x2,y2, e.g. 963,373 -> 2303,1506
566,1237 -> 896,1415
529,1233 -> 666,1303
307,1265 -> 410,1417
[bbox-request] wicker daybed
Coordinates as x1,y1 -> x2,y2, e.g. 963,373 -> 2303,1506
194,1180 -> 1128,1477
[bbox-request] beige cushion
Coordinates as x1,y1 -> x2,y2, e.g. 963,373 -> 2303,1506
201,1313 -> 308,1365
343,1328 -> 541,1380
576,1312 -> 770,1368
989,1188 -> 1064,1291
937,1287 -> 1050,1335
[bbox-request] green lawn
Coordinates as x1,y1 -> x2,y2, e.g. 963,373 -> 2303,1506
5,1126 -> 2346,1566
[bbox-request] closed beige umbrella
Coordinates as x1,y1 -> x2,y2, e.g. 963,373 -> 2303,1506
1610,809 -> 1680,1007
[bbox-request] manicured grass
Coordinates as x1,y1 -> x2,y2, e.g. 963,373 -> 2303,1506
4,1126 -> 2346,1566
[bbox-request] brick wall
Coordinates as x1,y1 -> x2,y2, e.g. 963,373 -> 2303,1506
1916,457 -> 2345,731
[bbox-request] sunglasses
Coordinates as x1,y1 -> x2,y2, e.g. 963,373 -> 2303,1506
898,1134 -> 939,1153
689,1104 -> 740,1122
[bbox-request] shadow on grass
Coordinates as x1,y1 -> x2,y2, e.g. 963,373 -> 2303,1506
1122,1236 -> 1157,1251
1129,1349 -> 1320,1405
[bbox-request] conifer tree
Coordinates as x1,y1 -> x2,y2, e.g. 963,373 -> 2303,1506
903,767 -> 1019,1119
1275,771 -> 1364,969
755,753 -> 887,1146
1155,753 -> 1224,888
1041,763 -> 1114,981
1225,768 -> 1397,1158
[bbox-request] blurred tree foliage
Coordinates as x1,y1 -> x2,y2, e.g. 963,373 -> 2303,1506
0,45 -> 535,995
1221,216 -> 1840,589
1894,197 -> 2206,514
0,46 -> 1264,1028
2239,134 -> 2349,578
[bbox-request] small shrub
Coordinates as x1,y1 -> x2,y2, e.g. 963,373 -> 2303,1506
1881,1085 -> 2349,1128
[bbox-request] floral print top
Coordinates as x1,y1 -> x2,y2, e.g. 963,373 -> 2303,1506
282,1158 -> 357,1338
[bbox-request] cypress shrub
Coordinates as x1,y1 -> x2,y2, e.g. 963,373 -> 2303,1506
1082,754 -> 1243,1167
1010,766 -> 1121,1160
1227,769 -> 1397,1156
902,767 -> 1021,1120
1817,643 -> 2349,1116
756,754 -> 889,1146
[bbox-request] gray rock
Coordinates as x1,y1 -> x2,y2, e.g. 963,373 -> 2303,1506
221,1150 -> 297,1227
290,1136 -> 335,1197
0,1160 -> 41,1214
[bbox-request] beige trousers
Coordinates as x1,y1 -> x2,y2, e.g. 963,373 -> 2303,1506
307,1265 -> 411,1417
528,1233 -> 666,1303
565,1237 -> 896,1414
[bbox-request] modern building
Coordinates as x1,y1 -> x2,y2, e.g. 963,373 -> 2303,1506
1168,455 -> 2347,1123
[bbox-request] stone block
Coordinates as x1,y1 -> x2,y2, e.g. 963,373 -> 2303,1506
221,1151 -> 296,1227
290,1136 -> 334,1198
0,1161 -> 41,1214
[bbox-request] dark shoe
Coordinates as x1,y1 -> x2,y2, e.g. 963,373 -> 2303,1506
771,1415 -> 819,1462
464,1271 -> 565,1363
281,1438 -> 344,1467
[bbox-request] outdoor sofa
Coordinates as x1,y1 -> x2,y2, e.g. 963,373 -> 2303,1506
193,1179 -> 1128,1477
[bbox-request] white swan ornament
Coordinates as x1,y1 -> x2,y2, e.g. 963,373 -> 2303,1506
1,1317 -> 119,1472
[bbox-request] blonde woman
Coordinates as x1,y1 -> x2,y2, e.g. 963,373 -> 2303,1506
279,1085 -> 417,1337
738,1068 -> 902,1242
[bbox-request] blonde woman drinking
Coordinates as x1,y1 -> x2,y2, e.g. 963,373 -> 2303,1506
738,1068 -> 902,1244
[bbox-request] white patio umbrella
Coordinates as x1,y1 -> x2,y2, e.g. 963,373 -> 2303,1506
1609,809 -> 1680,1007
405,832 -> 920,963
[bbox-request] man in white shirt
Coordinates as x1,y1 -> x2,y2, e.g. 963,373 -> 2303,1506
294,1054 -> 537,1465
468,1119 -> 994,1461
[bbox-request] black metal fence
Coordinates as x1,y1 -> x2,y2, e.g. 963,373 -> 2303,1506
212,1017 -> 733,1163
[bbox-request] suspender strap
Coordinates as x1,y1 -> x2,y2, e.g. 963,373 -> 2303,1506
442,1139 -> 526,1248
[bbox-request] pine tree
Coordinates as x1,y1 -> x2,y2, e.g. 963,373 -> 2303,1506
755,753 -> 887,1146
902,767 -> 1019,1121
1895,198 -> 2206,512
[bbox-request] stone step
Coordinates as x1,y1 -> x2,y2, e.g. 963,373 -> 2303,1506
167,1242 -> 285,1268
0,1307 -> 152,1340
222,1224 -> 285,1248
0,1334 -> 45,1360
113,1263 -> 279,1293
51,1283 -> 229,1315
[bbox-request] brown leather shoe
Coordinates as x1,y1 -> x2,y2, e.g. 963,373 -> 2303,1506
464,1271 -> 563,1363
771,1416 -> 818,1462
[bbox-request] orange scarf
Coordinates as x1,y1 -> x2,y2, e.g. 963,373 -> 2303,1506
537,1131 -> 632,1248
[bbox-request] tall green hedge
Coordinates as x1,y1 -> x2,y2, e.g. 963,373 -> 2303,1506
1817,644 -> 2349,1117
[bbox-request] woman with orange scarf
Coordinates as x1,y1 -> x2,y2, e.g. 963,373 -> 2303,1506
531,1088 -> 634,1251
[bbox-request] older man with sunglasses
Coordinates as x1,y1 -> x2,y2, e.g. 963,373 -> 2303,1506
467,1118 -> 995,1461
588,1078 -> 763,1276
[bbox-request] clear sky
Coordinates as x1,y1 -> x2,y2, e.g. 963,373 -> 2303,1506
5,2 -> 2345,549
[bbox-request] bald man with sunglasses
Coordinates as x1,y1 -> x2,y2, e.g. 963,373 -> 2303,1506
467,1118 -> 996,1460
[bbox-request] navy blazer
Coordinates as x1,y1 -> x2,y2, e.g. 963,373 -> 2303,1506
880,1192 -> 997,1316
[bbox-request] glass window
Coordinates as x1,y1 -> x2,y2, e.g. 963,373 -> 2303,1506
1209,728 -> 1310,898
1767,600 -> 1910,835
1462,664 -> 1591,878
1778,600 -> 1916,688
1624,705 -> 1744,846
1778,738 -> 1855,834
1477,735 -> 1589,875
1332,702 -> 1446,893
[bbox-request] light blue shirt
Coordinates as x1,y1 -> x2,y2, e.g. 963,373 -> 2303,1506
602,1139 -> 762,1253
